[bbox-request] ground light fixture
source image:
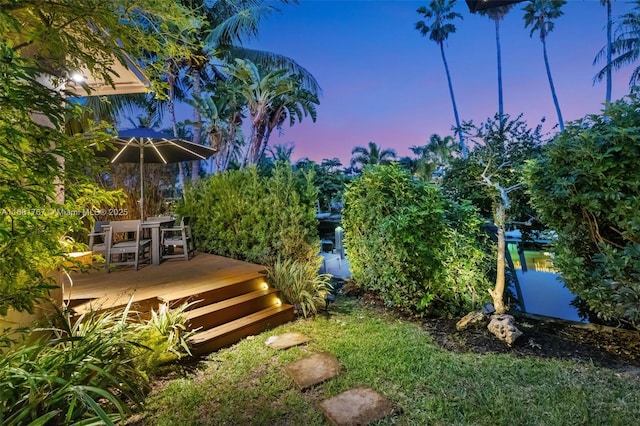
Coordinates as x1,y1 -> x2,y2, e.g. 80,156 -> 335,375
465,0 -> 527,13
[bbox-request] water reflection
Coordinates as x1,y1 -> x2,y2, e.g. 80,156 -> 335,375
507,244 -> 585,323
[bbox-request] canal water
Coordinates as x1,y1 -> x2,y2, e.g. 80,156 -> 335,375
507,243 -> 585,322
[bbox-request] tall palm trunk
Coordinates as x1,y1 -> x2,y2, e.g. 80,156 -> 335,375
606,0 -> 612,103
439,41 -> 466,158
242,122 -> 262,167
167,72 -> 186,194
191,67 -> 203,183
542,36 -> 564,131
495,18 -> 504,122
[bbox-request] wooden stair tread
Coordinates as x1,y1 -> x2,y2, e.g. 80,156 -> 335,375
71,295 -> 161,316
157,271 -> 266,303
189,304 -> 294,346
185,288 -> 279,320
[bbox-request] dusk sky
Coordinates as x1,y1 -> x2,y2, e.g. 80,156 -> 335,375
244,0 -> 635,165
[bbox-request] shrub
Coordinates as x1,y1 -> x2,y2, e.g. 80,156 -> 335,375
0,300 -> 194,425
266,257 -> 332,318
0,304 -> 148,425
343,164 -> 492,316
527,96 -> 640,328
180,165 -> 318,266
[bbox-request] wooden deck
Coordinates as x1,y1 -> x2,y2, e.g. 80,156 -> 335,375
66,253 -> 294,355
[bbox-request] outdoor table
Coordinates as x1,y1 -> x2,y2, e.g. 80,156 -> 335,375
142,217 -> 175,265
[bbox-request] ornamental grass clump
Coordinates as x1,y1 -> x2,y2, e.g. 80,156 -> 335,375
267,257 -> 332,318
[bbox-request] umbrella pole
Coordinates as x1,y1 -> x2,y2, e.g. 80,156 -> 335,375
140,144 -> 144,220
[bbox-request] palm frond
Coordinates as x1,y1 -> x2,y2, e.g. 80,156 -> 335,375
223,46 -> 322,95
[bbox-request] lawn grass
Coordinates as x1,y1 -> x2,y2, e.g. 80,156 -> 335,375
140,298 -> 640,425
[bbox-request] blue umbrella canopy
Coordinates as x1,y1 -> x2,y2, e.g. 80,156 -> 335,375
95,127 -> 217,219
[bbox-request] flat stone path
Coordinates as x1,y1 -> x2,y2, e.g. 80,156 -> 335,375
265,332 -> 311,350
284,351 -> 342,390
270,331 -> 396,424
318,386 -> 396,426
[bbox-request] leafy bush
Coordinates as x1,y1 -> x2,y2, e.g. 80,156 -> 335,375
343,164 -> 492,316
132,301 -> 197,375
0,305 -> 148,425
266,257 -> 332,318
180,165 -> 319,266
526,96 -> 640,329
0,301 -> 194,425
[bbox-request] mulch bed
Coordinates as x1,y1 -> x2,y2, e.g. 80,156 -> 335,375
356,293 -> 640,378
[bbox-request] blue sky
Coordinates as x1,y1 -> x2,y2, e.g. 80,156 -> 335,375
243,0 -> 635,165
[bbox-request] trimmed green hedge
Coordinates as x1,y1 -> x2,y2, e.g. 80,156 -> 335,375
343,164 -> 492,316
180,165 -> 319,266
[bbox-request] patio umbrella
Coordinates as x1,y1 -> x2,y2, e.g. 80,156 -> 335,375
96,128 -> 216,220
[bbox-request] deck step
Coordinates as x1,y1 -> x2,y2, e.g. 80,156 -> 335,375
189,304 -> 295,355
71,296 -> 162,318
158,273 -> 267,310
185,288 -> 280,331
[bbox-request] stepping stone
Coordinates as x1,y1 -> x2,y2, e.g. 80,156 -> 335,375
284,352 -> 342,390
319,386 -> 396,426
265,332 -> 311,350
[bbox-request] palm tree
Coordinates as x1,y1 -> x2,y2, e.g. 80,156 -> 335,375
406,134 -> 456,180
595,2 -> 640,92
223,59 -> 318,166
595,0 -> 614,103
266,143 -> 295,163
478,4 -> 515,122
161,0 -> 321,182
189,78 -> 246,173
416,0 -> 466,157
350,141 -> 397,172
523,0 -> 566,131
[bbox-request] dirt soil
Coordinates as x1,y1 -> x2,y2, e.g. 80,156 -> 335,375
358,294 -> 640,379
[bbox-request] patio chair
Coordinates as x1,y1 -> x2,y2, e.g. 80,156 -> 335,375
105,220 -> 151,271
160,216 -> 195,261
88,220 -> 110,258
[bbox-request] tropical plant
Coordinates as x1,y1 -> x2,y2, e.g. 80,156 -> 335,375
0,1 -> 193,316
0,304 -> 149,425
478,3 -> 515,121
454,114 -> 543,314
179,164 -> 318,266
343,164 -> 492,316
157,0 -> 321,181
526,96 -> 640,329
222,58 -> 319,166
523,0 -> 566,131
416,0 -> 467,157
0,297 -> 196,425
317,158 -> 346,211
190,77 -> 247,174
133,301 -> 198,374
594,1 -> 640,93
403,134 -> 458,180
349,141 -> 397,172
266,257 -> 332,318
